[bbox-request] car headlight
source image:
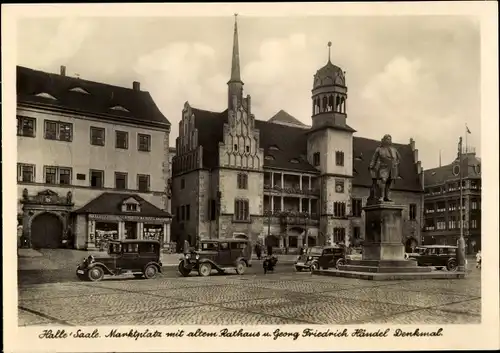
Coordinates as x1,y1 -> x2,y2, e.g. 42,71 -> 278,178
88,255 -> 94,263
195,254 -> 200,260
307,256 -> 312,261
185,254 -> 191,259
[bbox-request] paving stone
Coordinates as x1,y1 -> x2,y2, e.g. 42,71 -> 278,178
237,279 -> 354,293
78,305 -> 298,325
19,283 -> 117,300
435,299 -> 481,316
83,277 -> 217,292
386,280 -> 481,297
258,297 -> 414,324
145,285 -> 279,304
18,309 -> 57,326
20,293 -> 199,323
364,308 -> 481,324
322,286 -> 469,308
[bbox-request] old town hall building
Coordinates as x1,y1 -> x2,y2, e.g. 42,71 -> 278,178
171,17 -> 424,252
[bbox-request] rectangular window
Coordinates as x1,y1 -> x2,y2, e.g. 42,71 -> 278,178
90,170 -> 104,188
115,172 -> 128,190
409,203 -> 417,220
471,200 -> 478,210
43,166 -> 71,185
76,173 -> 86,181
351,198 -> 362,217
353,226 -> 361,239
471,219 -> 478,229
181,205 -> 186,221
115,131 -> 128,149
333,202 -> 346,218
335,151 -> 344,166
17,163 -> 35,182
180,178 -> 185,189
235,199 -> 249,221
137,174 -> 150,192
313,152 -> 320,167
44,120 -> 72,141
44,166 -> 58,184
237,173 -> 248,189
176,206 -> 180,221
90,127 -> 105,146
209,199 -> 217,221
17,116 -> 36,137
138,134 -> 151,152
186,204 -> 191,221
59,167 -> 72,185
333,227 -> 345,243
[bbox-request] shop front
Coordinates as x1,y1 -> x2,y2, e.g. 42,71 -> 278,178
73,193 -> 172,250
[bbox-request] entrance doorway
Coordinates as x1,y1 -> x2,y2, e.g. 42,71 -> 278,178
31,212 -> 63,249
124,222 -> 137,239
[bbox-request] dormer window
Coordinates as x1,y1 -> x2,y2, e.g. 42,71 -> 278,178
110,105 -> 130,112
69,87 -> 89,94
121,197 -> 141,213
290,158 -> 300,164
269,145 -> 280,151
265,155 -> 274,161
35,92 -> 57,100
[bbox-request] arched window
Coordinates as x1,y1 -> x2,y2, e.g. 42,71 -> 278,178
322,96 -> 327,112
341,97 -> 346,113
336,96 -> 341,112
328,95 -> 334,112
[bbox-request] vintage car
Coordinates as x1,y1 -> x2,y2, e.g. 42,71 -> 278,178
407,245 -> 458,271
178,239 -> 252,277
76,239 -> 162,282
294,245 -> 346,271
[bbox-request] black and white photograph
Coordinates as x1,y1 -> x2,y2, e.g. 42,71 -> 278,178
2,2 -> 499,352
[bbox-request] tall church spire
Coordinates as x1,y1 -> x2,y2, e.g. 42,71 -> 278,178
228,14 -> 244,110
229,14 -> 242,83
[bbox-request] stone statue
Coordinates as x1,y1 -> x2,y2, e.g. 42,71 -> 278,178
66,191 -> 73,204
22,188 -> 29,201
368,134 -> 402,203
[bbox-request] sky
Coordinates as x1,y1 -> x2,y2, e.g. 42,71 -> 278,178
16,15 -> 481,169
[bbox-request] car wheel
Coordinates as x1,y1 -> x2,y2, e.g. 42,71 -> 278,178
236,261 -> 247,275
198,263 -> 212,277
310,262 -> 319,271
144,265 -> 158,279
336,258 -> 345,269
447,260 -> 458,272
88,266 -> 104,282
178,262 -> 192,277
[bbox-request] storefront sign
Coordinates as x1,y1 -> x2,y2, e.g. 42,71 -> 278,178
89,214 -> 169,223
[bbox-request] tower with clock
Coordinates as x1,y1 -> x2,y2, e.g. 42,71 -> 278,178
306,41 -> 356,246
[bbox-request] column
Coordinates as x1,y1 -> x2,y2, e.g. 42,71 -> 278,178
164,222 -> 170,247
299,198 -> 302,212
281,173 -> 284,188
87,219 -> 96,249
309,176 -> 312,189
299,176 -> 302,191
271,172 -> 274,187
119,221 -> 125,240
309,199 -> 312,215
137,223 -> 143,240
270,195 -> 274,211
281,197 -> 284,211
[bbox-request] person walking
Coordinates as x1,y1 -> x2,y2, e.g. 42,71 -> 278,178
475,250 -> 481,269
254,243 -> 262,260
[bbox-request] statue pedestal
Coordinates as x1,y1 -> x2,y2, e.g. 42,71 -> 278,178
312,201 -> 465,280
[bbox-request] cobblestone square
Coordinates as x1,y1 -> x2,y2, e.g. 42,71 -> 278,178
18,267 -> 481,326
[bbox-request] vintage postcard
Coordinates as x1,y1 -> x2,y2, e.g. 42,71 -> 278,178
2,2 -> 499,352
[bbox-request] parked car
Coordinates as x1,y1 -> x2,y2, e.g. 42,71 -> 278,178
294,245 -> 346,271
178,239 -> 252,277
407,245 -> 458,271
76,239 -> 162,282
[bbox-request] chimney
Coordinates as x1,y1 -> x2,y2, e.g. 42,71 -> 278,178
416,160 -> 422,174
133,81 -> 140,91
60,65 -> 66,76
409,137 -> 415,151
413,149 -> 419,163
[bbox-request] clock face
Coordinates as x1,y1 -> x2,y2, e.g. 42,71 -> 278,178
336,184 -> 343,192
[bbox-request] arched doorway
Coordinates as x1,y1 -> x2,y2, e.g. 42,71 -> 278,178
405,237 -> 418,253
31,213 -> 63,249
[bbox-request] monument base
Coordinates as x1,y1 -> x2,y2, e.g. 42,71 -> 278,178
312,269 -> 466,281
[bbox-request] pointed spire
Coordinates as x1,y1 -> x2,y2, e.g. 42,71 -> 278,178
229,13 -> 242,83
327,41 -> 332,63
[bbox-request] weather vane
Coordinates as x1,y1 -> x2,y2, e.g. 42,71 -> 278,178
327,41 -> 332,62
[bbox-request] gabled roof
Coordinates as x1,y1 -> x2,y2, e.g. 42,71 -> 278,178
17,66 -> 170,128
188,106 -> 423,192
268,110 -> 306,127
74,192 -> 171,218
424,152 -> 481,186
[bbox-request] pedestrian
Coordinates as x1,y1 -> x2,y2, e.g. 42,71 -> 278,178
475,250 -> 481,269
299,247 -> 304,256
255,243 -> 262,260
183,239 -> 190,253
267,245 -> 273,256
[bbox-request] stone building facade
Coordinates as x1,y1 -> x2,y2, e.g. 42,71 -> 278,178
171,16 -> 424,252
17,66 -> 172,249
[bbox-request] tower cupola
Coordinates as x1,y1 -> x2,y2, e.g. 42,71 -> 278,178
311,42 -> 349,131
